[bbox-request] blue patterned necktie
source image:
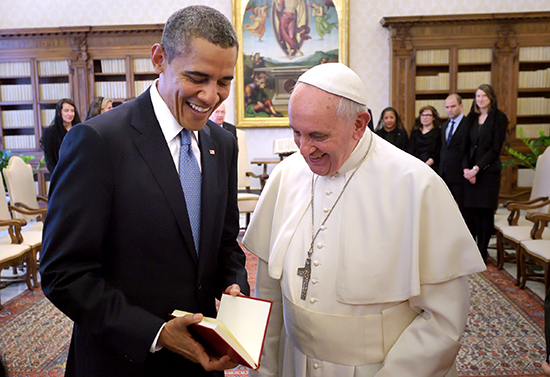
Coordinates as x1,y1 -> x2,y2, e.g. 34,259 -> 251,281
446,120 -> 455,147
179,129 -> 201,254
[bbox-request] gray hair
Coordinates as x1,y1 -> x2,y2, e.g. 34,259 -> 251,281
337,96 -> 367,124
161,5 -> 238,63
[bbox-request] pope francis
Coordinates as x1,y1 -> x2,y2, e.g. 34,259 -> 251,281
242,63 -> 486,377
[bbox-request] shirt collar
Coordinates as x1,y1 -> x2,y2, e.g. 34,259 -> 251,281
150,78 -> 199,144
451,113 -> 464,125
336,129 -> 374,176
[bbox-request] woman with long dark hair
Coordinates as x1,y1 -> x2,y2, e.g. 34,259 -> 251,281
462,84 -> 508,263
40,98 -> 81,174
374,106 -> 408,150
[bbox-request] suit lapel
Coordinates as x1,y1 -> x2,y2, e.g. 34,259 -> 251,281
472,111 -> 493,149
197,124 -> 219,262
442,121 -> 449,146
130,91 -> 198,264
448,118 -> 465,147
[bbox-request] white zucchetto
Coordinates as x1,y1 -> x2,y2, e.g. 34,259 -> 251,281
296,62 -> 368,106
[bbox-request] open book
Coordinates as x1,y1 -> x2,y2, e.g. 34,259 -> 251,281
171,294 -> 272,370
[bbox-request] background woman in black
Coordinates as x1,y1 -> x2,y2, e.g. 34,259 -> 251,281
374,106 -> 408,150
40,98 -> 81,174
462,84 -> 508,263
407,105 -> 442,171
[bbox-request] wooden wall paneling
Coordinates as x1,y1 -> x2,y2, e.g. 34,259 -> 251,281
381,12 -> 550,196
0,24 -> 163,196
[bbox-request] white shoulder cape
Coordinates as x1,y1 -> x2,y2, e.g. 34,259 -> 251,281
243,131 -> 486,304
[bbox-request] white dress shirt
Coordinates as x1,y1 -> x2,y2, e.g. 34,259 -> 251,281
446,113 -> 464,142
148,80 -> 204,352
150,78 -> 202,172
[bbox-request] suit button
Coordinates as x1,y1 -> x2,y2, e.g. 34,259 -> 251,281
198,283 -> 202,290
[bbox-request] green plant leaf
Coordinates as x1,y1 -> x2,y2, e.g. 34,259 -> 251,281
504,127 -> 549,170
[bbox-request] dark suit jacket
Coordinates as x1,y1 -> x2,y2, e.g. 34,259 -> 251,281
221,121 -> 237,138
40,124 -> 68,174
367,108 -> 374,131
462,108 -> 509,209
462,108 -> 508,173
39,89 -> 249,376
439,116 -> 468,184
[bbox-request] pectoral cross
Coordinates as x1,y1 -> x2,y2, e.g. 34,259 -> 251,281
297,257 -> 312,300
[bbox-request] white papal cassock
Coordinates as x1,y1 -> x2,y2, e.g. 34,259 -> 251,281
243,129 -> 486,377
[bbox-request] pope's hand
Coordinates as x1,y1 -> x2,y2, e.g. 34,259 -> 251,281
158,313 -> 238,371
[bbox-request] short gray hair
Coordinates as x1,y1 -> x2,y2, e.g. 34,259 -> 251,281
161,5 -> 238,63
337,96 -> 367,124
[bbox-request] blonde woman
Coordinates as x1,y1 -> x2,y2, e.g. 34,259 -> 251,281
85,96 -> 113,120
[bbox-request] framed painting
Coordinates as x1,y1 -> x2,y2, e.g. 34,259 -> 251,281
232,0 -> 349,128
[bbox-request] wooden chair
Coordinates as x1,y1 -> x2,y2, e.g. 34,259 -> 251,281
0,228 -> 36,309
517,212 -> 550,292
0,181 -> 41,288
2,157 -> 45,269
0,185 -> 39,308
3,156 -> 47,232
236,129 -> 260,229
495,148 -> 550,269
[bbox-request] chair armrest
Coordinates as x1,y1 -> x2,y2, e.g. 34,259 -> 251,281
246,172 -> 261,179
506,199 -> 550,226
0,218 -> 26,244
37,195 -> 48,203
503,195 -> 549,208
526,212 -> 550,222
500,189 -> 532,202
525,212 -> 550,239
10,203 -> 48,216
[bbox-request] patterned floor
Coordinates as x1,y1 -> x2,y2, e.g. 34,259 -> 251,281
0,255 -> 545,377
458,266 -> 545,376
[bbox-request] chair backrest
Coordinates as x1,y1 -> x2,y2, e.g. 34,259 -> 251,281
3,156 -> 39,221
237,129 -> 252,189
531,147 -> 550,213
0,182 -> 13,233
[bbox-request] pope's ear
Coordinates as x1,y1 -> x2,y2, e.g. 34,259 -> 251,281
353,111 -> 370,140
151,43 -> 166,75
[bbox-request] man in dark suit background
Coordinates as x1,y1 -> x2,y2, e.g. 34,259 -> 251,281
439,94 -> 470,221
39,5 -> 249,376
209,102 -> 237,138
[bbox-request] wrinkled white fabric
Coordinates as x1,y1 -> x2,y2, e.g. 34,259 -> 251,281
243,131 -> 486,377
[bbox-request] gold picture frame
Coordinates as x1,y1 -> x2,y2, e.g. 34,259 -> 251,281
233,0 -> 349,128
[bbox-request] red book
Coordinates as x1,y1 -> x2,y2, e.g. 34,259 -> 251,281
172,293 -> 273,370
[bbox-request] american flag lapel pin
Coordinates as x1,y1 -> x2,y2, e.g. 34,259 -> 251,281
209,149 -> 215,155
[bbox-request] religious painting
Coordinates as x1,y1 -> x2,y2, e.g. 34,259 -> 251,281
233,0 -> 349,128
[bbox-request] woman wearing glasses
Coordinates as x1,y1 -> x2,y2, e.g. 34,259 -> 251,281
407,105 -> 442,171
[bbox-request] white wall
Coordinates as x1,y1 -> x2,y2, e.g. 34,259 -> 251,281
2,0 -> 548,186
